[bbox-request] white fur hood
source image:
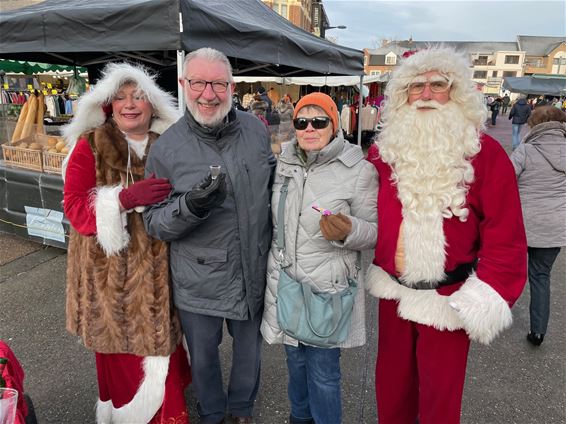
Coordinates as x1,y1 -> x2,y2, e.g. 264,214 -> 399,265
62,62 -> 181,179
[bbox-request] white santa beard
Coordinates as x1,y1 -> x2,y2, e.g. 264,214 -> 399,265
378,101 -> 480,284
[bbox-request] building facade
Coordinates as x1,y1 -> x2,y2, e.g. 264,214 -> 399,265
261,0 -> 329,36
364,36 -> 566,96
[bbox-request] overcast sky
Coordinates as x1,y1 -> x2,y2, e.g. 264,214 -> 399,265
323,0 -> 566,50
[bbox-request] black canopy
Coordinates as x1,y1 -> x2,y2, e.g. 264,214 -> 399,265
502,76 -> 566,96
0,0 -> 363,77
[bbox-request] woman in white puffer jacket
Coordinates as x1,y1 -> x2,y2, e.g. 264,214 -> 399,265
260,92 -> 378,424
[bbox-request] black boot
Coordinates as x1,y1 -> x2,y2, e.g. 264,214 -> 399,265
527,332 -> 544,346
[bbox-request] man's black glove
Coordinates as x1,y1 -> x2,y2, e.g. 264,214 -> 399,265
185,172 -> 227,217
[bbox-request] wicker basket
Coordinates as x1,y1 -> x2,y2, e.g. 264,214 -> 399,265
2,142 -> 43,172
43,150 -> 67,174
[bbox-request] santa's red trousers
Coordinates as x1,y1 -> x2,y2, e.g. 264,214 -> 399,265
96,343 -> 191,424
375,299 -> 470,424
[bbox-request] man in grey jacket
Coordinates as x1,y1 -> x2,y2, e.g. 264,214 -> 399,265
144,47 -> 275,424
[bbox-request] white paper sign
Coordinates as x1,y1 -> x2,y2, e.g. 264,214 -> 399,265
25,206 -> 65,243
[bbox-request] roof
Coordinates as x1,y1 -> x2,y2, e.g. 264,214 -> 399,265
367,40 -> 519,57
517,35 -> 566,56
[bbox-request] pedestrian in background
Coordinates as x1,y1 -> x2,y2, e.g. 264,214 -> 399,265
510,106 -> 566,347
502,93 -> 511,115
62,62 -> 190,424
261,92 -> 377,424
490,97 -> 502,125
509,95 -> 532,149
144,47 -> 275,424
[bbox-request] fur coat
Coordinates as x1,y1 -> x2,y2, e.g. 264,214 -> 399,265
65,121 -> 182,356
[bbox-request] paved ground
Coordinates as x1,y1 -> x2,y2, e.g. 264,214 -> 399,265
1,114 -> 564,423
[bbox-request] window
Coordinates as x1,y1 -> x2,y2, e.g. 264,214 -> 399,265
491,71 -> 498,77
370,70 -> 381,76
475,55 -> 488,65
505,55 -> 520,64
473,70 -> 487,79
281,4 -> 287,18
503,71 -> 516,78
385,55 -> 396,65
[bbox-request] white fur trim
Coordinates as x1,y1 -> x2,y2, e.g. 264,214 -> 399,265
95,356 -> 170,424
366,264 -> 463,331
112,356 -> 169,424
95,185 -> 130,256
400,214 -> 446,286
447,273 -> 513,345
366,265 -> 513,345
62,62 -> 181,180
96,399 -> 112,424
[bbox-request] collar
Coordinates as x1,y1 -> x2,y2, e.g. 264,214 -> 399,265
184,107 -> 238,142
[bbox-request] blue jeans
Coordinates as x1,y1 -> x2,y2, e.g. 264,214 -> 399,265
512,123 -> 524,149
285,344 -> 342,424
178,309 -> 263,423
528,246 -> 561,334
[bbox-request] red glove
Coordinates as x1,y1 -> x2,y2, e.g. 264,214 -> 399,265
118,174 -> 172,210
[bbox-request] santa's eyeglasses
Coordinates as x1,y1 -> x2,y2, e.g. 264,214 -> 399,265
293,117 -> 331,130
407,79 -> 451,95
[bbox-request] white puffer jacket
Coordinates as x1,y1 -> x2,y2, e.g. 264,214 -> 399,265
260,134 -> 378,348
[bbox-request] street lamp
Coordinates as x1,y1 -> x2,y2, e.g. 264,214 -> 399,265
324,25 -> 347,30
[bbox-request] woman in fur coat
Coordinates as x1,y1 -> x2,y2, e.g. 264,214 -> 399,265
62,63 -> 190,424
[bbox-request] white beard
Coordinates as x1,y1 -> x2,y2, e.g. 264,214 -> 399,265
378,100 -> 481,284
187,89 -> 233,128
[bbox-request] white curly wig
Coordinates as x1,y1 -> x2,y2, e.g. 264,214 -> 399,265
62,62 -> 181,178
381,45 -> 487,128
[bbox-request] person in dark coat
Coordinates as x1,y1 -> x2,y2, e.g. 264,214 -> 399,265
490,97 -> 502,125
501,94 -> 511,115
509,96 -> 532,149
144,47 -> 276,424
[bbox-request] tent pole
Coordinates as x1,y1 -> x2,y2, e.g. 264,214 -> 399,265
177,50 -> 185,112
357,75 -> 363,146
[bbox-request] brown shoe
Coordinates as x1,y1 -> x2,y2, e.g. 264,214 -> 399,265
230,416 -> 254,424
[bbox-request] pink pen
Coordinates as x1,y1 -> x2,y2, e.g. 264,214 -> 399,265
312,204 -> 333,216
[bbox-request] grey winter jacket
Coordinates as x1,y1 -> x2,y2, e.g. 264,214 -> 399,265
509,98 -> 532,125
510,121 -> 566,247
260,134 -> 378,348
144,108 -> 276,320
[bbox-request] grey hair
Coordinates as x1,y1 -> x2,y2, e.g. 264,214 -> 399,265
183,47 -> 233,82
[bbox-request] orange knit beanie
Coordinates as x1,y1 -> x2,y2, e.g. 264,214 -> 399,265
293,92 -> 339,134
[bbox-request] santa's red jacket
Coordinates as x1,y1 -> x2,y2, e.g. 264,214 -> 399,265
366,134 -> 527,344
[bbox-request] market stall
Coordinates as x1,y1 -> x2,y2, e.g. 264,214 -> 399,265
0,0 -> 364,248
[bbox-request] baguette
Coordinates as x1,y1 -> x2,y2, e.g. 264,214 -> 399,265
20,95 -> 38,139
10,100 -> 30,143
36,93 -> 45,134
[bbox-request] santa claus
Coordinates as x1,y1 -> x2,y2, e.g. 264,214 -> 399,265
366,47 -> 527,424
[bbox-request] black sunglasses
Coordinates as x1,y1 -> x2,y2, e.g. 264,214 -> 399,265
293,117 -> 331,130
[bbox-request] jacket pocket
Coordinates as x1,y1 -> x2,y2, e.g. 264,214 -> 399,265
172,244 -> 232,299
180,244 -> 227,265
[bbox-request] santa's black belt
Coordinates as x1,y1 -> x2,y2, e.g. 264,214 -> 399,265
390,261 -> 477,290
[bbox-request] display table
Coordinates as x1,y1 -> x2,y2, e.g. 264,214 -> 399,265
0,160 -> 68,249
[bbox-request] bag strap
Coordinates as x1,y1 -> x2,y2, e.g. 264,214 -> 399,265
276,177 -> 291,253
